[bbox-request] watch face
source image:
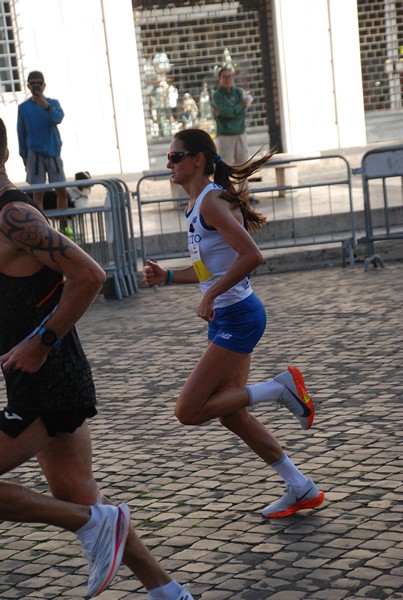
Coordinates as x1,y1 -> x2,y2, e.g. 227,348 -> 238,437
41,329 -> 58,346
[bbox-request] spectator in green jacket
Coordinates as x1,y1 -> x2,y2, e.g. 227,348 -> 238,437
213,68 -> 253,166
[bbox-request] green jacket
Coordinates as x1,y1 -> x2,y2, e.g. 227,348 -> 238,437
213,85 -> 247,136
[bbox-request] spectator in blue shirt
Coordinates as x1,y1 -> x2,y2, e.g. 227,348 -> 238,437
17,71 -> 68,210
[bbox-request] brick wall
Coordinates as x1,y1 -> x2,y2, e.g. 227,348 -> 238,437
134,2 -> 268,140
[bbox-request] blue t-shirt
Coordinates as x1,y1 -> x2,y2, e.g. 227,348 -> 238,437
17,96 -> 64,159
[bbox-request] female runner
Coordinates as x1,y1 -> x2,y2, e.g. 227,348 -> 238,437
143,128 -> 324,518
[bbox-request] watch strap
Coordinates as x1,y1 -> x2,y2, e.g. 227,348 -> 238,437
38,326 -> 62,349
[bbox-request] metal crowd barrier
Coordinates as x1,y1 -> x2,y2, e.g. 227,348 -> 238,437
353,144 -> 403,271
134,154 -> 357,269
134,170 -> 188,266
253,154 -> 356,267
20,178 -> 138,299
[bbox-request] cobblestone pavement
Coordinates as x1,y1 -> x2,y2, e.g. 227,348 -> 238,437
1,263 -> 402,599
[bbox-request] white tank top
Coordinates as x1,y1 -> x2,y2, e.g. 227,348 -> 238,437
186,182 -> 253,308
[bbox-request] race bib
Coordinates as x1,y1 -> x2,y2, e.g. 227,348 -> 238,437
189,243 -> 212,282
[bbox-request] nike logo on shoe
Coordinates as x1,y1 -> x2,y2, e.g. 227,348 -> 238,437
261,480 -> 325,519
4,411 -> 23,421
283,386 -> 311,416
295,485 -> 314,502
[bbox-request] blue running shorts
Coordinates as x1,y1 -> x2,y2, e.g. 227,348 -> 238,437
208,292 -> 267,354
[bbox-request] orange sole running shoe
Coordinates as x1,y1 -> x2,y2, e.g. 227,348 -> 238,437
274,365 -> 314,430
261,479 -> 325,518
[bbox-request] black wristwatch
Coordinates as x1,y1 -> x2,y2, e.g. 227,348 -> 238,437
38,326 -> 62,349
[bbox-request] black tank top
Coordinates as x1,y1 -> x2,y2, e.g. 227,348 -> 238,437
0,189 -> 96,411
0,189 -> 64,353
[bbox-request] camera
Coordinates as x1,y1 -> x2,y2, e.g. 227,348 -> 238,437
31,83 -> 42,95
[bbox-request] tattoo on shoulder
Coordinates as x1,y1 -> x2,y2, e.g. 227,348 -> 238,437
0,205 -> 74,261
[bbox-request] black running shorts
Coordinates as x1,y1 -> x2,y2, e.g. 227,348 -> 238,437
0,405 -> 98,438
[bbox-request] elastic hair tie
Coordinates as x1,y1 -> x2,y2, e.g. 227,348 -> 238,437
214,154 -> 222,164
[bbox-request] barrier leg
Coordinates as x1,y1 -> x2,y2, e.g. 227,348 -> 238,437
342,240 -> 355,269
113,272 -> 124,300
364,254 -> 385,272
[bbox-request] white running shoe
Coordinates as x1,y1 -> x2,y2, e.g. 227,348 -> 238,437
274,365 -> 314,430
78,503 -> 130,598
176,585 -> 194,600
261,479 -> 325,518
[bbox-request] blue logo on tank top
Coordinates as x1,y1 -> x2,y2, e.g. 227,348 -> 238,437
188,233 -> 201,243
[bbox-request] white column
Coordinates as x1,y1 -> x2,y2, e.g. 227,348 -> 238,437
273,0 -> 367,153
101,0 -> 149,173
8,0 -> 148,181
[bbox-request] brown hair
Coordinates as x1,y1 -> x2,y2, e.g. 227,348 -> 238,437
173,128 -> 273,232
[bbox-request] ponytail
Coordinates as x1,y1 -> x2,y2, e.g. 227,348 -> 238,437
214,148 -> 274,232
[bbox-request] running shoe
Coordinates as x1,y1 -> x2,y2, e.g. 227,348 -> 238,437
176,585 -> 195,600
78,503 -> 130,598
274,365 -> 314,430
261,479 -> 325,518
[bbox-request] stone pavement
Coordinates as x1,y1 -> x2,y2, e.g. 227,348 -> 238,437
0,263 -> 402,599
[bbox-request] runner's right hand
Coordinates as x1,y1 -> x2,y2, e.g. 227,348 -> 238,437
143,259 -> 167,286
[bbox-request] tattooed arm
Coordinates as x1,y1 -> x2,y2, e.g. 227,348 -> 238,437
0,202 -> 106,373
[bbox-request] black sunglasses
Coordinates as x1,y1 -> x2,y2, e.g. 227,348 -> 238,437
28,80 -> 44,86
167,151 -> 197,164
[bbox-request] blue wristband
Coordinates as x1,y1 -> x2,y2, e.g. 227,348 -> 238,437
165,269 -> 174,285
38,326 -> 62,349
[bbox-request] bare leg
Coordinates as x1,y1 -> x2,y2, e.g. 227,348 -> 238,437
0,480 -> 90,529
33,191 -> 44,210
176,343 -> 251,423
0,419 -> 90,531
56,187 -> 68,209
220,409 -> 283,464
175,343 -> 325,521
37,421 -> 171,590
176,342 -> 284,465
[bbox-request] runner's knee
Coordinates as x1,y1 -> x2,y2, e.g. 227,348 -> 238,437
175,399 -> 204,425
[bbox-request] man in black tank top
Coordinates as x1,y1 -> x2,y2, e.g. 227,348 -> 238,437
0,119 -> 194,600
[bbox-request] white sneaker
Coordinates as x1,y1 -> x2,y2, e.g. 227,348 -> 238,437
274,365 -> 314,430
176,585 -> 194,600
261,479 -> 325,518
77,503 -> 130,598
